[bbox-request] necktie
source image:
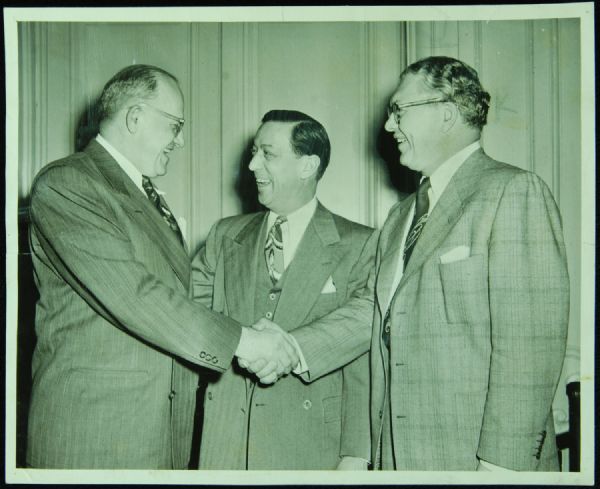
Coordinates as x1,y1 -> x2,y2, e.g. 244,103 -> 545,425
402,177 -> 431,269
382,177 -> 431,350
265,216 -> 286,284
142,176 -> 184,246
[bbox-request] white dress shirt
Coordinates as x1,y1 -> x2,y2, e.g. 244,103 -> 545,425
96,134 -> 146,195
266,197 -> 318,269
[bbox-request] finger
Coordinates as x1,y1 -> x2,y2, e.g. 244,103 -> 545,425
258,372 -> 278,385
237,357 -> 249,369
254,360 -> 279,380
247,358 -> 268,373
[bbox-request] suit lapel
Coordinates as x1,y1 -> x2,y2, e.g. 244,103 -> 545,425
375,197 -> 414,314
85,140 -> 191,288
223,213 -> 267,325
275,204 -> 343,332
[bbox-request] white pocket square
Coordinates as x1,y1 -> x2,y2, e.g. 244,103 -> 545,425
320,276 -> 337,294
440,245 -> 470,264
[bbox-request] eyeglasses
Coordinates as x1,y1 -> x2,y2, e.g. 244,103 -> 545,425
387,97 -> 447,125
135,102 -> 185,136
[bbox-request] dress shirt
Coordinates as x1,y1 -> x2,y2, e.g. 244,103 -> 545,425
385,141 -> 480,311
266,197 -> 318,269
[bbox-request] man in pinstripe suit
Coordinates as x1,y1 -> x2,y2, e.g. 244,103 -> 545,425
26,65 -> 299,469
370,56 -> 569,471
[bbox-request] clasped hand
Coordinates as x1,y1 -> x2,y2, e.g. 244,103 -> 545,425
235,318 -> 299,384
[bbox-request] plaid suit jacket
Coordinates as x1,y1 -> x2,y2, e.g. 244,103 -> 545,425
370,149 -> 569,471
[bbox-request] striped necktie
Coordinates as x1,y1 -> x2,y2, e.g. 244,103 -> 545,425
265,215 -> 286,284
142,176 -> 184,246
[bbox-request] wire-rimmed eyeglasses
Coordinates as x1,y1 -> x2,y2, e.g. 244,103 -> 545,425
134,102 -> 185,136
387,97 -> 447,125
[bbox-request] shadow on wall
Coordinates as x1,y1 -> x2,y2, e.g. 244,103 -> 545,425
376,123 -> 419,195
16,197 -> 38,468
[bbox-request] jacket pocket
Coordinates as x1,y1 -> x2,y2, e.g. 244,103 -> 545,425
439,254 -> 487,324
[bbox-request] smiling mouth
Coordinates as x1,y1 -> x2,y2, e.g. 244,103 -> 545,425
255,178 -> 271,187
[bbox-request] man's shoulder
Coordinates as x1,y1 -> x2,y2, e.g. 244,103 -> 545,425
31,150 -> 98,194
321,206 -> 375,240
212,211 -> 266,240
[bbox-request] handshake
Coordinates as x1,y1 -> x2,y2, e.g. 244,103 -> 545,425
235,318 -> 300,385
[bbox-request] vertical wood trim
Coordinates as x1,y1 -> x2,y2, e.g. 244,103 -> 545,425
526,21 -> 535,174
19,23 -> 49,199
358,23 -> 369,226
551,19 -> 561,204
405,21 -> 417,66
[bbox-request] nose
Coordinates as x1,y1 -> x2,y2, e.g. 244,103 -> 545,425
174,129 -> 185,148
248,152 -> 262,172
384,112 -> 398,133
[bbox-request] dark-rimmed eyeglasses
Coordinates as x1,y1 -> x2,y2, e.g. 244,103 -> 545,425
134,102 -> 185,136
387,97 -> 447,125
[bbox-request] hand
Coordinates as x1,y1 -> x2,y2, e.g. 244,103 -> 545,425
235,322 -> 299,383
336,456 -> 369,470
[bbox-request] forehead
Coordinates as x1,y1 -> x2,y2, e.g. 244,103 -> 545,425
389,73 -> 432,105
255,121 -> 294,147
154,77 -> 184,113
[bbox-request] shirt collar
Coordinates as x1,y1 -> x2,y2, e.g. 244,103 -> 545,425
428,141 -> 480,209
96,134 -> 146,195
268,196 -> 317,230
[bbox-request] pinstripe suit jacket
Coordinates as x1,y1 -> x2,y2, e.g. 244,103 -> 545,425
26,140 -> 242,469
192,204 -> 377,469
370,149 -> 569,471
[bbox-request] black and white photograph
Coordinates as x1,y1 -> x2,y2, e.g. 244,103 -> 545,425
4,4 -> 594,485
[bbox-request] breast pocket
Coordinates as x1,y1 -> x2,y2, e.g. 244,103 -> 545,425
438,254 -> 488,324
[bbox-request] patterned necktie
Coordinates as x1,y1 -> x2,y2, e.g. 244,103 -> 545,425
403,177 -> 431,269
142,176 -> 184,246
382,177 -> 431,350
265,215 -> 287,284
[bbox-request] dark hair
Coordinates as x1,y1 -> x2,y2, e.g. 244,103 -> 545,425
97,64 -> 179,123
261,109 -> 331,180
401,56 -> 491,130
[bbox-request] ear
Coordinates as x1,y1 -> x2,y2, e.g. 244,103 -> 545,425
441,102 -> 459,133
125,105 -> 143,134
299,154 -> 320,180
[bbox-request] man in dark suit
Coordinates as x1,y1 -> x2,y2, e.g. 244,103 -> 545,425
26,65 -> 299,469
371,56 -> 569,471
192,110 -> 377,469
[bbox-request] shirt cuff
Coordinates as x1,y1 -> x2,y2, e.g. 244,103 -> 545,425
289,333 -> 309,374
477,458 -> 516,472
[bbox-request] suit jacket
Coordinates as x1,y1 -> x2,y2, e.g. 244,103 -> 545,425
192,203 -> 377,469
370,149 -> 569,471
26,140 -> 242,469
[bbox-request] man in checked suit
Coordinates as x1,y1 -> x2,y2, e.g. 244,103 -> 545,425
26,65 -> 299,469
192,110 -> 378,470
371,56 -> 569,471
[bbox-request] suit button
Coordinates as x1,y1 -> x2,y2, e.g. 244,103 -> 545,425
199,351 -> 206,359
384,324 -> 390,333
378,410 -> 383,419
207,392 -> 213,400
269,293 -> 276,300
302,400 -> 312,410
168,390 -> 176,400
265,311 -> 273,319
